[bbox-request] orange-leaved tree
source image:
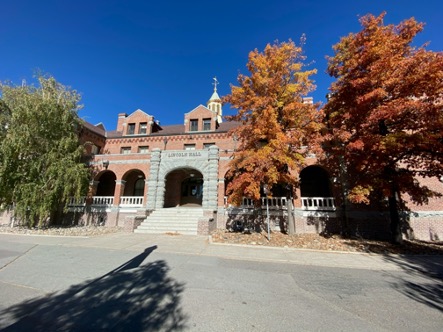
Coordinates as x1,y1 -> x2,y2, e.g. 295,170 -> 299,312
224,40 -> 322,212
322,13 -> 443,242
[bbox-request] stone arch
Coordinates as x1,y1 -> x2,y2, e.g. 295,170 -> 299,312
146,148 -> 219,210
164,167 -> 204,207
156,160 -> 208,209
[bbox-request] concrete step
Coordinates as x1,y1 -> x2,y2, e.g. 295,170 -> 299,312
134,208 -> 203,235
134,229 -> 197,235
136,223 -> 198,229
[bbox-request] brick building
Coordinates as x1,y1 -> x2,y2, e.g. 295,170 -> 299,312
70,81 -> 442,241
3,80 -> 441,241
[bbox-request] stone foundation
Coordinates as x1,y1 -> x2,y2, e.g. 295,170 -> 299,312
6,204 -> 440,242
407,211 -> 443,241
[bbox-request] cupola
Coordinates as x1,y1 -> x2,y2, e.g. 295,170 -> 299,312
207,77 -> 223,123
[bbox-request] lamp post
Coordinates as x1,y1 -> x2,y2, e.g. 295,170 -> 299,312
263,185 -> 271,241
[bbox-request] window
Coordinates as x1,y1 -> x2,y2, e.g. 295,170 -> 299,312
189,119 -> 198,131
134,178 -> 145,196
203,143 -> 215,149
121,147 -> 131,154
127,123 -> 135,135
138,146 -> 149,153
139,122 -> 147,134
203,118 -> 211,131
184,144 -> 196,150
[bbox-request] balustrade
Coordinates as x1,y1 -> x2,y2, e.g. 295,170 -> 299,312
91,196 -> 114,206
301,197 -> 336,211
68,197 -> 86,206
119,196 -> 143,207
224,196 -> 335,211
225,197 -> 288,209
68,196 -> 143,208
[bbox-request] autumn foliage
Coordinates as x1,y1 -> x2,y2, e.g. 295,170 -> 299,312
322,13 -> 443,208
224,40 -> 322,205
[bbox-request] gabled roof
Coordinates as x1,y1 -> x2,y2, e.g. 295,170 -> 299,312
125,108 -> 153,118
185,104 -> 216,116
81,120 -> 106,137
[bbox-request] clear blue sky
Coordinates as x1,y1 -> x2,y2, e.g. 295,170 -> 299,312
1,0 -> 442,130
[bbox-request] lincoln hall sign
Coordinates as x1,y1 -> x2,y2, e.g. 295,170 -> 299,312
165,151 -> 205,158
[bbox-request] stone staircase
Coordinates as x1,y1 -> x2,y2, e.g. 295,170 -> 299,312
134,208 -> 203,235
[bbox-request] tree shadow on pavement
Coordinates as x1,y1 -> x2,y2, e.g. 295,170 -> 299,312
0,245 -> 189,331
383,254 -> 443,313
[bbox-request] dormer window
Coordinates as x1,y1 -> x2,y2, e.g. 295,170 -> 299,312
190,119 -> 198,132
127,123 -> 135,135
203,118 -> 211,131
139,122 -> 147,134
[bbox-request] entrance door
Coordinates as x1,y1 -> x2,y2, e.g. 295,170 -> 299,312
181,177 -> 203,206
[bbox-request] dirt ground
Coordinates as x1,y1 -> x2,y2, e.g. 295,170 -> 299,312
0,225 -> 123,237
210,229 -> 443,255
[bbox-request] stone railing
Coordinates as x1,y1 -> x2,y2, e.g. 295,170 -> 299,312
68,197 -> 86,206
91,196 -> 114,206
119,196 -> 144,207
261,197 -> 287,208
224,197 -> 288,209
301,197 -> 336,211
68,196 -> 144,208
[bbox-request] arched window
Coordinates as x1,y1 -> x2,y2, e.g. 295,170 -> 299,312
134,178 -> 145,196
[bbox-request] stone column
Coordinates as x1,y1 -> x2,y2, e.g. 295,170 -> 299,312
205,145 -> 219,210
146,148 -> 161,210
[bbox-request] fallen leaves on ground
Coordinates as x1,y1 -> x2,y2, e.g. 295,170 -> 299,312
210,229 -> 443,255
0,225 -> 123,237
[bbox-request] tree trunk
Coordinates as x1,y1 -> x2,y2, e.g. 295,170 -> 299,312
388,193 -> 402,244
287,198 -> 295,234
341,199 -> 350,237
385,166 -> 402,244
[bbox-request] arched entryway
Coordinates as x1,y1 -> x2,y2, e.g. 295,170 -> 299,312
95,171 -> 117,196
164,168 -> 204,207
299,166 -> 332,197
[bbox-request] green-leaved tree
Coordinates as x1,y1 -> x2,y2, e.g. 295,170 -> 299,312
0,75 -> 90,227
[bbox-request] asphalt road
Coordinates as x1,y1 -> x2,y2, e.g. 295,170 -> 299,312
0,233 -> 442,331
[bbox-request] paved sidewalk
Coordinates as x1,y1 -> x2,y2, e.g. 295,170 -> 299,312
1,232 -> 441,272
